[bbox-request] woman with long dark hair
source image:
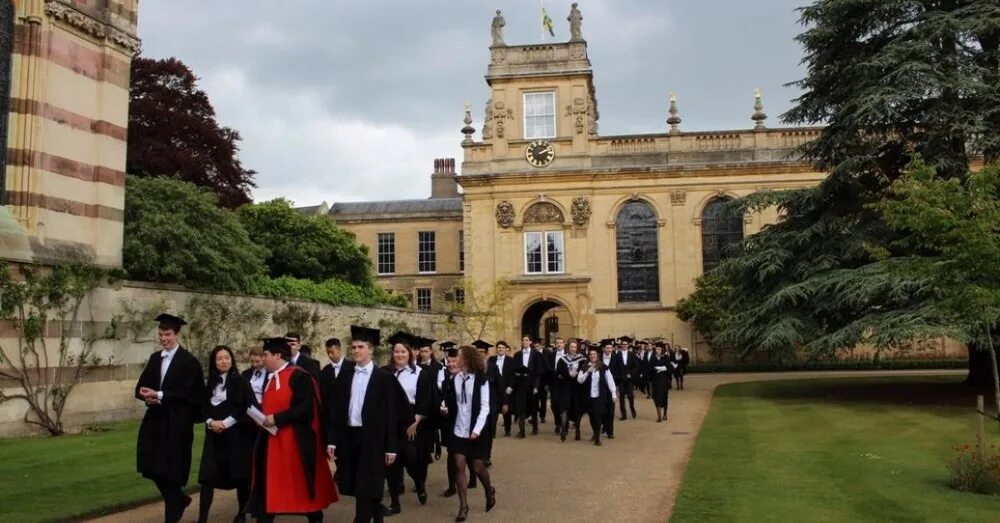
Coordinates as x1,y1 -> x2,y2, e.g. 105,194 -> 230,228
382,334 -> 437,514
554,339 -> 586,442
197,345 -> 254,523
577,345 -> 618,446
648,342 -> 674,422
442,345 -> 496,521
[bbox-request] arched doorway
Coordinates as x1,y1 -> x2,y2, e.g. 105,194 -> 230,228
521,299 -> 571,345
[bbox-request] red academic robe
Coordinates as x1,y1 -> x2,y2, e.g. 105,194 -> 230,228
261,365 -> 338,513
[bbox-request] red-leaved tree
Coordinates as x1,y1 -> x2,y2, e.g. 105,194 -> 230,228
127,57 -> 256,208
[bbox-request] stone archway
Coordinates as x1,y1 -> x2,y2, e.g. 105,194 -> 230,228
521,299 -> 572,345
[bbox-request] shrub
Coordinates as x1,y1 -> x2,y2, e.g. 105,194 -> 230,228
687,359 -> 967,374
947,443 -> 1000,495
243,275 -> 409,308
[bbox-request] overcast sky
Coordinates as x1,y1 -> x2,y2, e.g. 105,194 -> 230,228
138,0 -> 808,206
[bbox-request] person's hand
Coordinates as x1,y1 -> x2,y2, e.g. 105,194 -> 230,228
505,387 -> 513,395
385,453 -> 396,465
440,406 -> 449,415
144,397 -> 160,406
327,446 -> 336,460
501,405 -> 508,414
470,432 -> 479,440
406,422 -> 418,441
263,415 -> 275,427
138,387 -> 155,398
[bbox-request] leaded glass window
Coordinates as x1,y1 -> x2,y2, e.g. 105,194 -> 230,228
0,2 -> 13,204
616,201 -> 659,302
701,197 -> 744,273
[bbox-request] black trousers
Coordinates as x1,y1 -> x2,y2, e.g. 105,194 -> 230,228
618,379 -> 636,416
345,427 -> 384,523
153,478 -> 189,523
601,403 -> 616,436
587,403 -> 604,439
500,409 -> 512,435
387,435 -> 428,497
535,385 -> 549,420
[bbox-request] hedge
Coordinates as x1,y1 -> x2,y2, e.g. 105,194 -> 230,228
242,275 -> 410,308
687,359 -> 967,374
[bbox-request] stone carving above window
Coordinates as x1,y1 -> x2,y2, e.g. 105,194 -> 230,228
570,197 -> 591,226
670,191 -> 686,206
523,202 -> 564,224
495,200 -> 515,228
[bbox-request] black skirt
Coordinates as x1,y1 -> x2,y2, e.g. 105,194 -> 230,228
449,434 -> 491,460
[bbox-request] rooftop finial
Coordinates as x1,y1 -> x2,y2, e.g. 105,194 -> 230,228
666,92 -> 682,134
461,102 -> 475,144
751,88 -> 767,130
568,3 -> 584,42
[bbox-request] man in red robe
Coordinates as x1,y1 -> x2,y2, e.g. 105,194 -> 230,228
249,337 -> 338,522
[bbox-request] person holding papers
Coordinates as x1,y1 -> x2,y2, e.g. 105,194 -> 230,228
648,342 -> 674,423
248,337 -> 337,522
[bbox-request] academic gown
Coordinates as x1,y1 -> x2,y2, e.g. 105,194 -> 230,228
554,355 -> 586,419
199,372 -> 254,488
319,359 -> 354,439
510,350 -> 543,416
328,365 -> 398,500
249,366 -> 337,515
135,346 -> 205,486
648,354 -> 673,408
291,352 -> 323,381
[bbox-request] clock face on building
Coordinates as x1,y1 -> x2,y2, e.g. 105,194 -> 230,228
525,140 -> 555,167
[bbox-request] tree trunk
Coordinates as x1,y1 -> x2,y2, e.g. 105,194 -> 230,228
965,341 -> 998,387
986,326 -> 1000,429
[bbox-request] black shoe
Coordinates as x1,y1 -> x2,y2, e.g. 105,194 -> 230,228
486,487 -> 497,512
517,431 -> 526,439
560,433 -> 566,442
504,431 -> 511,437
468,479 -> 477,489
232,514 -> 247,523
417,490 -> 428,505
380,504 -> 394,517
594,438 -> 602,446
442,487 -> 457,497
619,415 -> 626,421
390,501 -> 401,514
531,425 -> 538,435
631,410 -> 637,419
455,505 -> 469,522
608,433 -> 615,439
554,425 -> 561,435
485,459 -> 492,468
540,418 -> 546,424
574,431 -> 581,441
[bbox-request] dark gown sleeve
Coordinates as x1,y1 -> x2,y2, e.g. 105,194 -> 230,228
134,356 -> 159,401
383,373 -> 400,455
414,369 -> 435,419
160,354 -> 205,410
273,369 -> 314,428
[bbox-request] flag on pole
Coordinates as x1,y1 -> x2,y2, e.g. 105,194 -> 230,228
542,8 -> 555,37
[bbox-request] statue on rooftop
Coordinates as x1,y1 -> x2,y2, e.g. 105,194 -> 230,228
568,3 -> 584,41
491,10 -> 506,46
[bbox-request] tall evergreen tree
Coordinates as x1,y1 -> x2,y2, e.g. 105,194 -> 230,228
677,0 -> 1000,383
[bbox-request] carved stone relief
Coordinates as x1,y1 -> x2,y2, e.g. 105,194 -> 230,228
495,200 -> 515,228
670,191 -> 686,206
523,202 -> 564,224
570,197 -> 591,226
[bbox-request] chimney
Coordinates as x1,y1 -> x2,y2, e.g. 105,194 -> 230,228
430,158 -> 460,199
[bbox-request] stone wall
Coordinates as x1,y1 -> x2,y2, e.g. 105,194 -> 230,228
0,281 -> 449,437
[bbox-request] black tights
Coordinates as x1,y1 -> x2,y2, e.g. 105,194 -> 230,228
198,484 -> 249,523
454,454 -> 491,509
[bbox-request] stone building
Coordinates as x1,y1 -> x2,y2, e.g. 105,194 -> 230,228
0,0 -> 139,267
331,16 -> 825,351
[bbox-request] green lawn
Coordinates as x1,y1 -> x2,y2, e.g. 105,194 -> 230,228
0,420 -> 204,523
671,376 -> 1000,523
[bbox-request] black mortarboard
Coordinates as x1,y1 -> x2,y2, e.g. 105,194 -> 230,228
471,339 -> 493,350
587,344 -> 602,352
438,341 -> 457,349
387,331 -> 418,347
444,347 -> 460,357
350,325 -> 381,346
619,335 -> 634,343
261,337 -> 292,358
654,341 -> 666,348
416,336 -> 436,348
599,338 -> 615,347
154,313 -> 187,331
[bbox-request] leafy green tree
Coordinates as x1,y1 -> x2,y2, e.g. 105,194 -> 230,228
237,199 -> 373,285
876,159 -> 1000,420
679,0 -> 1000,382
123,175 -> 267,291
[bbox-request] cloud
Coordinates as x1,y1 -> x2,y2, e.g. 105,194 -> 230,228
137,0 -> 807,205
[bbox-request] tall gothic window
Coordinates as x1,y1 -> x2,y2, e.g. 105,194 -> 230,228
0,1 -> 14,204
701,197 -> 744,273
616,201 -> 659,302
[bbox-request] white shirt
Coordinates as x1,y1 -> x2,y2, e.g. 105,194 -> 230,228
521,349 -> 530,367
436,367 -> 447,391
159,345 -> 179,382
206,376 -> 237,429
393,365 -> 421,405
496,355 -> 506,375
348,362 -> 374,427
452,372 -> 490,438
602,354 -> 612,367
620,350 -> 629,366
329,358 -> 345,379
577,366 -> 617,398
249,368 -> 266,404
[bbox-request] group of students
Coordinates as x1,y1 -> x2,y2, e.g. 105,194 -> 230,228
133,311 -> 689,523
478,335 -> 691,448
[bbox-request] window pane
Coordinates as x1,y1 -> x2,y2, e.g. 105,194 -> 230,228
701,198 -> 744,273
418,231 -> 436,273
459,230 -> 464,273
377,233 -> 395,275
524,92 -> 555,139
546,231 -> 564,273
525,232 -> 543,274
616,202 -> 660,302
416,288 -> 432,311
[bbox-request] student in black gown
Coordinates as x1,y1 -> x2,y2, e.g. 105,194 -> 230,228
648,342 -> 674,423
486,341 -> 515,437
438,347 -> 461,498
135,313 -> 205,523
442,345 -> 497,521
577,345 -> 618,446
328,326 -> 398,522
675,347 -> 690,390
287,332 -> 322,381
613,339 -> 639,420
242,347 -> 268,406
197,345 -> 255,523
511,335 -> 543,438
383,332 -> 436,513
534,339 -> 553,425
472,340 -> 499,470
599,340 -> 618,439
554,339 -> 586,442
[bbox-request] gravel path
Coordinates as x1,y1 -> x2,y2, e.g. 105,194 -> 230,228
87,370 -> 963,523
